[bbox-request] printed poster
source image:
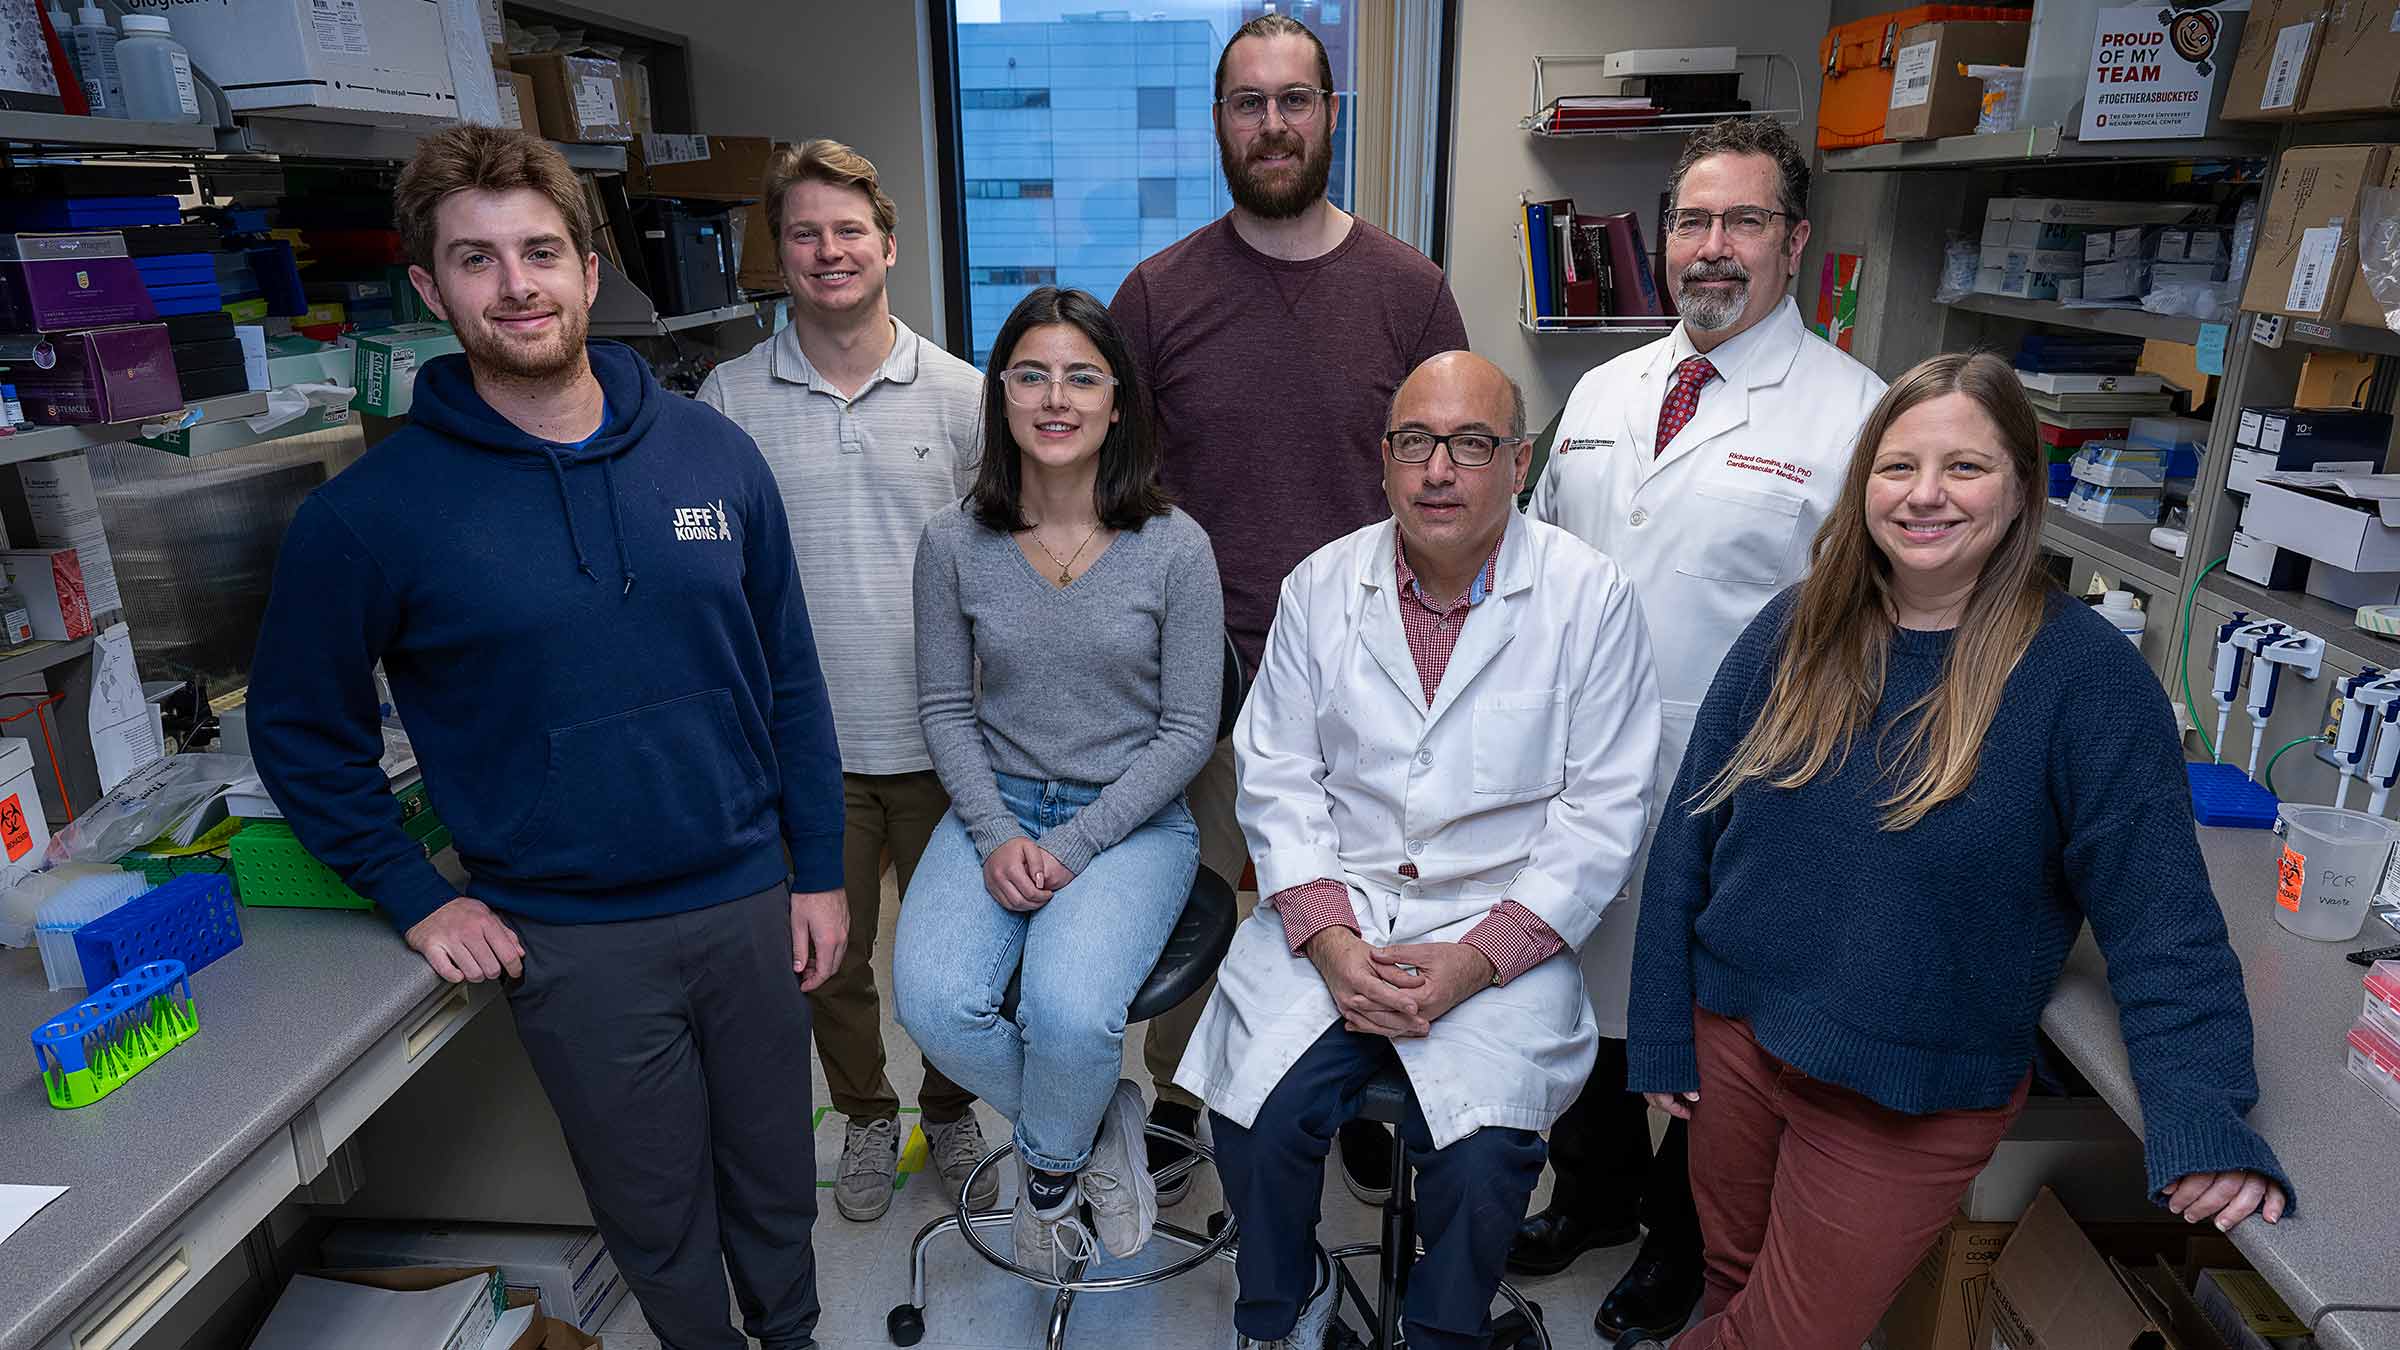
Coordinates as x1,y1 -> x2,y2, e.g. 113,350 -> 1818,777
2080,5 -> 2238,141
1813,252 -> 1863,353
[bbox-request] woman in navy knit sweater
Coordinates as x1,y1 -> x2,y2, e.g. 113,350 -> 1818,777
1621,351 -> 2290,1350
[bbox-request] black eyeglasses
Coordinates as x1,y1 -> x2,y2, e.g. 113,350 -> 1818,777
1662,206 -> 1792,241
1385,430 -> 1523,467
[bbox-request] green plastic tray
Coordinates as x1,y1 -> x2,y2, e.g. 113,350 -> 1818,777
230,810 -> 448,911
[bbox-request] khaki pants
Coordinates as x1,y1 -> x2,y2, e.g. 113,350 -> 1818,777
816,770 -> 975,1124
1143,736 -> 1254,1109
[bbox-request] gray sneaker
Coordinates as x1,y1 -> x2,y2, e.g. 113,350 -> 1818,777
834,1116 -> 899,1221
925,1114 -> 1001,1211
1081,1079 -> 1158,1258
1233,1248 -> 1336,1349
1013,1160 -> 1095,1281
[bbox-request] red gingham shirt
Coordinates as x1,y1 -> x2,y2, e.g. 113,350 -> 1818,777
1272,533 -> 1566,986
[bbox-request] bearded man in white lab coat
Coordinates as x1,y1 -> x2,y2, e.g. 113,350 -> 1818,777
1178,352 -> 1661,1350
1517,116 -> 1887,1344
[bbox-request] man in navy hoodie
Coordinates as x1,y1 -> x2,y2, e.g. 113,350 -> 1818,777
248,126 -> 845,1350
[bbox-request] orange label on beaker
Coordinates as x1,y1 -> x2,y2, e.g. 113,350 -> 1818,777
2276,845 -> 2305,913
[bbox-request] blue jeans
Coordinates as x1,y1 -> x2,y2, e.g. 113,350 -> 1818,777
893,773 -> 1198,1172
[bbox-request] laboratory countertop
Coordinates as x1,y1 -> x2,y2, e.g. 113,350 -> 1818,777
2320,1308 -> 2400,1350
0,908 -> 441,1350
2040,826 -> 2400,1326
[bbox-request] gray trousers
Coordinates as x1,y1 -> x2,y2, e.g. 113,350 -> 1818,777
506,886 -> 819,1350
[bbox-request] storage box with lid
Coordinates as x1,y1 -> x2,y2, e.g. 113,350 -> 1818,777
167,0 -> 459,125
1817,6 -> 2031,149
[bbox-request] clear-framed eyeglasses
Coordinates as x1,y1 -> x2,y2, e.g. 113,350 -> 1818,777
1385,430 -> 1522,467
1662,206 -> 1792,241
1216,85 -> 1333,128
998,365 -> 1119,409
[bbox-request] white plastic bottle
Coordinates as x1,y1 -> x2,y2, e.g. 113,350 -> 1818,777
116,14 -> 200,126
47,6 -> 82,93
2096,590 -> 2146,645
68,4 -> 124,119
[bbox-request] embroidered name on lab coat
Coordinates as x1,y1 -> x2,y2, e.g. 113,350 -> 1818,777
1724,453 -> 1816,486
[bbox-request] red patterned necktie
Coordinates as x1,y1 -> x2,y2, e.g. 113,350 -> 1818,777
1655,355 -> 1719,456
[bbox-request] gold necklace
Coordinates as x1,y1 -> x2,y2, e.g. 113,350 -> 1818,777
1028,521 -> 1101,584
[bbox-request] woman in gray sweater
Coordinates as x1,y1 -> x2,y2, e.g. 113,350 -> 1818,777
895,287 -> 1224,1276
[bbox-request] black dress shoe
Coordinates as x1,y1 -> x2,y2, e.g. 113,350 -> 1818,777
1147,1100 -> 1201,1206
1336,1118 -> 1395,1204
1480,1299 -> 1544,1348
1506,1206 -> 1641,1277
1594,1246 -> 1704,1340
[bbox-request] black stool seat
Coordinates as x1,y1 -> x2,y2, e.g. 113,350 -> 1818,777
1357,1064 -> 1412,1126
997,865 -> 1239,1024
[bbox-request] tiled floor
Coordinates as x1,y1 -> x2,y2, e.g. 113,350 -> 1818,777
595,869 -> 1659,1350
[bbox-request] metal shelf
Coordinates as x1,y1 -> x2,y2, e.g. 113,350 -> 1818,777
2041,510 -> 2182,596
1824,126 -> 2269,173
0,636 -> 93,686
1522,52 -> 1802,136
1943,292 -> 2206,344
2278,313 -> 2400,358
0,109 -> 219,152
0,391 -> 271,467
218,119 -> 626,172
1517,315 -> 1676,335
591,301 -> 764,338
2204,570 -> 2400,671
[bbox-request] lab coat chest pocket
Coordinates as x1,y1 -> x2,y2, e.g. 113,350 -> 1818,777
1676,482 -> 1803,586
1471,687 -> 1567,797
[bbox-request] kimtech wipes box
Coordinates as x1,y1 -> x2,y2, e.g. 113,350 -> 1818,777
349,323 -> 461,418
168,0 -> 459,125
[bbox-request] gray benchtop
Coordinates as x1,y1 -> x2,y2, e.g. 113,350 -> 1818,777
2039,827 -> 2400,1324
0,908 -> 440,1350
2321,1308 -> 2400,1350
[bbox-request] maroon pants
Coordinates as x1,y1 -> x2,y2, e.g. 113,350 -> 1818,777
1675,1008 -> 2027,1350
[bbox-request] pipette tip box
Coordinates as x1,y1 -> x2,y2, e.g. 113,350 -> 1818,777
2187,762 -> 2278,829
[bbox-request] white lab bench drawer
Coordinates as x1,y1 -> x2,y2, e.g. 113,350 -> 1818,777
309,980 -> 494,1158
43,1125 -> 300,1350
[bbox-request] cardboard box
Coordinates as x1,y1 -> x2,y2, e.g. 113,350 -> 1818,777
1879,1212 -> 2015,1350
253,1267 -> 502,1350
2303,0 -> 2400,116
627,135 -> 778,201
170,0 -> 459,125
1885,20 -> 2031,141
348,323 -> 462,418
0,232 -> 154,332
441,0 -> 504,127
497,70 -> 533,131
0,548 -> 89,642
319,1223 -> 626,1334
2306,557 -> 2400,605
1983,1190 -> 2242,1350
2153,260 -> 2229,285
2222,0 -> 2328,121
739,201 -> 781,291
2245,472 -> 2400,572
0,738 -> 53,892
2083,257 -> 2149,301
512,53 -> 635,143
2230,403 -> 2392,491
2229,528 -> 2310,588
2340,151 -> 2400,327
2242,142 -> 2389,319
2192,1269 -> 2309,1350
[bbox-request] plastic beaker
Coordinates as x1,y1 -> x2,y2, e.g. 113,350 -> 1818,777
2273,805 -> 2399,941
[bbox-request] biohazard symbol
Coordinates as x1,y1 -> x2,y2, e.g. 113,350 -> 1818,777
2275,846 -> 2305,913
0,794 -> 29,862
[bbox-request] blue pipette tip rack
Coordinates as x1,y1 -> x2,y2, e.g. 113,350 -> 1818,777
2188,762 -> 2279,829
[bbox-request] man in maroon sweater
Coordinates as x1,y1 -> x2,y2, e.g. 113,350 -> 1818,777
1109,11 -> 1468,1205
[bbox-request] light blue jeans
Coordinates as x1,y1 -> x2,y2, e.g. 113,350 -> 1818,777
893,773 -> 1199,1173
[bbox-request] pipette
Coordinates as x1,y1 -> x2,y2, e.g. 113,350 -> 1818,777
2209,612 -> 2251,764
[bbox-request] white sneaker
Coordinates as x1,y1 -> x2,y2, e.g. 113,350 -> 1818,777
1013,1160 -> 1095,1281
833,1117 -> 899,1221
1081,1079 -> 1159,1258
1233,1248 -> 1337,1350
925,1115 -> 1001,1210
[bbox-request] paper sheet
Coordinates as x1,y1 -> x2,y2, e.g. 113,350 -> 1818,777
481,1305 -> 536,1350
0,1184 -> 67,1247
18,457 -> 122,618
89,624 -> 162,794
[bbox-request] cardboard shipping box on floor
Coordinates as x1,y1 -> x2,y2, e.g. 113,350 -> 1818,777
2302,0 -> 2400,116
511,52 -> 635,143
1884,20 -> 2031,141
1981,1189 -> 2246,1350
2220,0 -> 2328,121
1878,1212 -> 2015,1350
2242,142 -> 2390,320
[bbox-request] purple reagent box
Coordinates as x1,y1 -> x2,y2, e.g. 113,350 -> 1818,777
0,233 -> 158,333
14,324 -> 184,425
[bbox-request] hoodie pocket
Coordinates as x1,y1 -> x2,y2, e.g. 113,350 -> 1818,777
505,689 -> 773,885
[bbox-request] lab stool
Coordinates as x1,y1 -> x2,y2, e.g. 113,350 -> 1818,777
885,864 -> 1241,1350
1322,1066 -> 1552,1350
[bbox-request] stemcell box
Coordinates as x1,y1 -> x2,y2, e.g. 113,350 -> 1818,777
12,324 -> 182,426
0,233 -> 156,333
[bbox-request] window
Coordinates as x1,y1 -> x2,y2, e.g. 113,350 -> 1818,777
939,2 -> 1418,367
1137,85 -> 1175,130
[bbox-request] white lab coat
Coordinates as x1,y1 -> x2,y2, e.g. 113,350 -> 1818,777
1174,515 -> 1661,1148
1527,296 -> 1885,1036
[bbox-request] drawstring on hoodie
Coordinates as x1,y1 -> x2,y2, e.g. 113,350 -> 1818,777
600,457 -> 637,595
543,449 -> 602,584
